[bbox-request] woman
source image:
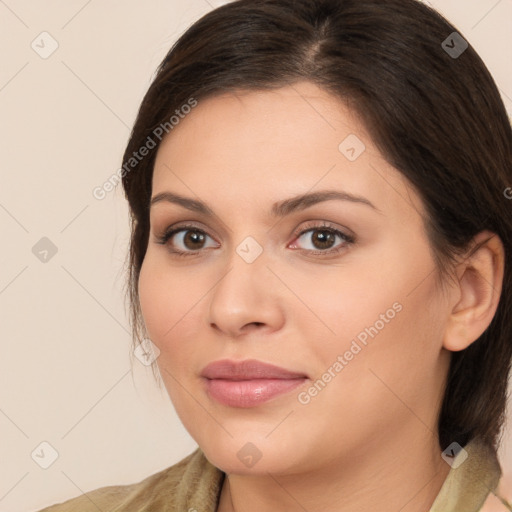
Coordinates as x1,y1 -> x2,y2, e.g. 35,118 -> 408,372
39,0 -> 512,510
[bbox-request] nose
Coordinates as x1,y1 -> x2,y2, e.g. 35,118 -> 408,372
207,247 -> 286,339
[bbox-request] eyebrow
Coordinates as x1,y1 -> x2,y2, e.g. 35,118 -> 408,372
149,189 -> 380,216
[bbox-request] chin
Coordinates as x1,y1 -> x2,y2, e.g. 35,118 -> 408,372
203,447 -> 295,476
194,429 -> 307,476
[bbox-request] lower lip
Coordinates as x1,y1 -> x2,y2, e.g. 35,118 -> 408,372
204,378 -> 307,408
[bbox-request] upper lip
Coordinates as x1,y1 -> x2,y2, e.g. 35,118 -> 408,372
201,359 -> 307,380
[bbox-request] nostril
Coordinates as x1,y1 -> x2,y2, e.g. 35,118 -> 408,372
244,322 -> 264,330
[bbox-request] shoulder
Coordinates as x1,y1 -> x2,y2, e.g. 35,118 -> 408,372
36,448 -> 224,512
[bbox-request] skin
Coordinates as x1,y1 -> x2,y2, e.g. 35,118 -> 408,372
138,81 -> 504,512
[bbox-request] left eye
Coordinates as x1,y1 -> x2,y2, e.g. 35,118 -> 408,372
290,227 -> 352,252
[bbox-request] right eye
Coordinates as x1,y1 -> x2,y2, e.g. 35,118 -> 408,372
156,225 -> 219,256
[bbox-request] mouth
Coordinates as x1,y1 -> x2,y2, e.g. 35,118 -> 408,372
200,359 -> 308,408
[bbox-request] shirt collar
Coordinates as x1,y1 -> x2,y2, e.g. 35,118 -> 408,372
430,438 -> 501,512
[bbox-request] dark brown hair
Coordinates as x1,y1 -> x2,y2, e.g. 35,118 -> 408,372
121,0 -> 512,452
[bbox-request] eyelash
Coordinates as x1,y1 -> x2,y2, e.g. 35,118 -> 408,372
155,221 -> 356,258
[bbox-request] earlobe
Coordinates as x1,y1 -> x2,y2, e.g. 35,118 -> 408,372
443,231 -> 505,352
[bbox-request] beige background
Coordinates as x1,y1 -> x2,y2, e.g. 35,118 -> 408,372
0,1 -> 510,511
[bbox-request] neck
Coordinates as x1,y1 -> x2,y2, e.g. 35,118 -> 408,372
218,434 -> 451,512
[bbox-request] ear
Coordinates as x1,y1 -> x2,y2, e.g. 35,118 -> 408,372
443,231 -> 505,352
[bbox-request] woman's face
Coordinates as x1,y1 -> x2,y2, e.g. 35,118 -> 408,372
138,81 -> 452,475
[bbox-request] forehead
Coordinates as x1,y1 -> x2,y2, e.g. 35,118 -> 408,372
151,82 -> 425,223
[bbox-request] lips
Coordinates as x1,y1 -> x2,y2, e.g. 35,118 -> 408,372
201,359 -> 308,408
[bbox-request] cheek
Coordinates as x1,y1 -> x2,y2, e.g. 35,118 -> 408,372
138,259 -> 169,341
337,268 -> 447,409
138,260 -> 206,420
286,258 -> 404,353
138,257 -> 210,431
138,254 -> 204,352
302,243 -> 444,384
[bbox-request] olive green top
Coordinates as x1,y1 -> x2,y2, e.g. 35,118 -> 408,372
37,438 -> 503,512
